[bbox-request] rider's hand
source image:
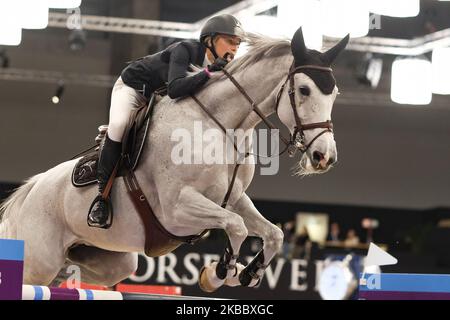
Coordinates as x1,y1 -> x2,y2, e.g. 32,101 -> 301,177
207,57 -> 228,72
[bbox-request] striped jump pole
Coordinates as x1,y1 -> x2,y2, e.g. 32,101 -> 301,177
1,239 -> 219,300
22,285 -> 221,300
22,285 -> 123,300
359,273 -> 450,300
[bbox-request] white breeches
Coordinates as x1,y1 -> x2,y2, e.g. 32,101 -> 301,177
108,77 -> 147,142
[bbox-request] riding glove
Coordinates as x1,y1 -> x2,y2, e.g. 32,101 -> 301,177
207,57 -> 229,72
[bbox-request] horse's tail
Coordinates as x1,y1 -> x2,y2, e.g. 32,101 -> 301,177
0,174 -> 43,223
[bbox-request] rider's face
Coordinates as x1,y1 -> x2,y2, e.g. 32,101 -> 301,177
213,35 -> 241,61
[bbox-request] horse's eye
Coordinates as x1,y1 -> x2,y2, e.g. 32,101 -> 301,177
299,86 -> 311,96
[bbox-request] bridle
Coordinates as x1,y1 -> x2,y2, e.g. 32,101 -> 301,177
191,60 -> 337,209
275,62 -> 334,157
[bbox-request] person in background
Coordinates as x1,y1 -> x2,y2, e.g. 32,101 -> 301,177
344,229 -> 360,247
327,222 -> 341,242
281,221 -> 296,259
292,225 -> 312,260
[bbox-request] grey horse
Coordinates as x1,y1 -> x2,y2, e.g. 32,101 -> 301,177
0,27 -> 349,292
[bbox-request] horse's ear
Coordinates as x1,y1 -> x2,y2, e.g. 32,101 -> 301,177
321,34 -> 350,65
291,27 -> 308,65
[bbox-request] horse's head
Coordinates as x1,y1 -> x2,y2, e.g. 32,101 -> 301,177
276,27 -> 349,175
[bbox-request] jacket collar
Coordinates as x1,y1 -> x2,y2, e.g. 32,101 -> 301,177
195,42 -> 207,66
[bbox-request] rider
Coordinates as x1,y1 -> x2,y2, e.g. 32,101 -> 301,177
87,14 -> 245,229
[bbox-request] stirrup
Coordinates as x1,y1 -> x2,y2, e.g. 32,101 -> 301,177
87,195 -> 114,229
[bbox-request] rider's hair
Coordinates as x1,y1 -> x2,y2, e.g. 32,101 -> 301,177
203,36 -> 219,48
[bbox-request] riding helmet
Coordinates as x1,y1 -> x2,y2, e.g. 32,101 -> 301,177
200,14 -> 245,44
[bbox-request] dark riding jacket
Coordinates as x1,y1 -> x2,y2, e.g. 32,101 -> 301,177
121,40 -> 210,99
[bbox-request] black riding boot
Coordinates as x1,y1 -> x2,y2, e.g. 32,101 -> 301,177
87,134 -> 122,229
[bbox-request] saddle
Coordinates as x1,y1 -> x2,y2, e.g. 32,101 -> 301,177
72,94 -> 155,187
71,93 -> 207,257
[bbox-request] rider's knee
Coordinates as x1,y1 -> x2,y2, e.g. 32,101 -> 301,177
107,122 -> 127,142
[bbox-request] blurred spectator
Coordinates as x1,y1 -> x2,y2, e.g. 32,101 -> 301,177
292,225 -> 312,260
362,218 -> 379,244
344,229 -> 360,247
327,222 -> 341,242
281,221 -> 296,259
250,237 -> 263,254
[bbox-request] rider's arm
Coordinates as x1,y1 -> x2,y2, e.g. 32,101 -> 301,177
167,44 -> 210,99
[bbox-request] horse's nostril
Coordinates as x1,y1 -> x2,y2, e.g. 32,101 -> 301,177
327,157 -> 335,165
313,151 -> 324,163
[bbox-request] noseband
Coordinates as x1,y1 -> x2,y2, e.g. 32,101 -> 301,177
275,63 -> 334,156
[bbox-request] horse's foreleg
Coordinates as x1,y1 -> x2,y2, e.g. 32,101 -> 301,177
173,187 -> 248,292
227,193 -> 284,288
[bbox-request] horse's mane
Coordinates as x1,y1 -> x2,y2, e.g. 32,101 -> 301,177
226,33 -> 291,73
194,33 -> 292,86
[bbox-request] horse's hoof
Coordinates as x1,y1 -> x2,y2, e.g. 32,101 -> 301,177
224,263 -> 246,287
198,265 -> 224,293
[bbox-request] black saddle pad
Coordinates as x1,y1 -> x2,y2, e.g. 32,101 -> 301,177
72,153 -> 99,186
71,99 -> 154,188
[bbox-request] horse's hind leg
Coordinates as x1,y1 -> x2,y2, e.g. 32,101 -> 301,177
172,187 -> 248,292
226,193 -> 284,288
18,217 -> 68,286
65,245 -> 138,287
22,240 -> 67,286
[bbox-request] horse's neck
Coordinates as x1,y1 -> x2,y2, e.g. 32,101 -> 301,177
197,55 -> 292,131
